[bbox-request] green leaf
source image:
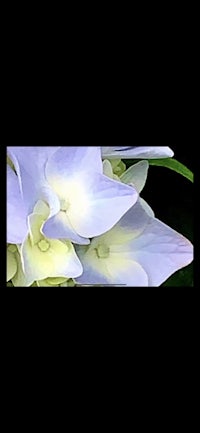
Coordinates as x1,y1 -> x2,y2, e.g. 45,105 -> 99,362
147,158 -> 194,183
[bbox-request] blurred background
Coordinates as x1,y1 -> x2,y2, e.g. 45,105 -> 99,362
124,145 -> 194,287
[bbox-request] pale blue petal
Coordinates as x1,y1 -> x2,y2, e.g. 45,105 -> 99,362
7,165 -> 28,243
75,263 -> 111,285
75,249 -> 148,286
7,146 -> 60,214
127,218 -> 193,286
45,161 -> 138,239
117,199 -> 150,235
102,146 -> 174,159
7,146 -> 60,183
106,259 -> 148,286
117,201 -> 193,286
69,174 -> 138,238
39,185 -> 60,218
76,200 -> 193,287
43,211 -> 90,245
64,172 -> 138,238
45,147 -> 103,189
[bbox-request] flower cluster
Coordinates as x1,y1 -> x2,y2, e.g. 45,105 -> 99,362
7,146 -> 193,287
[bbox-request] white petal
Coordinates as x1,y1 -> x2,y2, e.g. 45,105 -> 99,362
103,159 -> 114,178
120,161 -> 149,193
139,198 -> 155,217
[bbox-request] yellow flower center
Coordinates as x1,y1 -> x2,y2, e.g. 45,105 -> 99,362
96,244 -> 110,259
38,239 -> 50,252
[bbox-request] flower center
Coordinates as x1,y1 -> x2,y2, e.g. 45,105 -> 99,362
60,199 -> 70,212
96,244 -> 110,259
38,239 -> 50,252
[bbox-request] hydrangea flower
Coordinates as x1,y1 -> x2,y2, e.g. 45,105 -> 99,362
7,146 -> 138,285
75,200 -> 193,286
7,146 -> 193,287
7,175 -> 83,285
7,147 -> 138,243
75,161 -> 193,286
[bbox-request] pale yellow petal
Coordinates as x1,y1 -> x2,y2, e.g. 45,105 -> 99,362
12,248 -> 33,287
7,249 -> 17,282
22,237 -> 83,282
